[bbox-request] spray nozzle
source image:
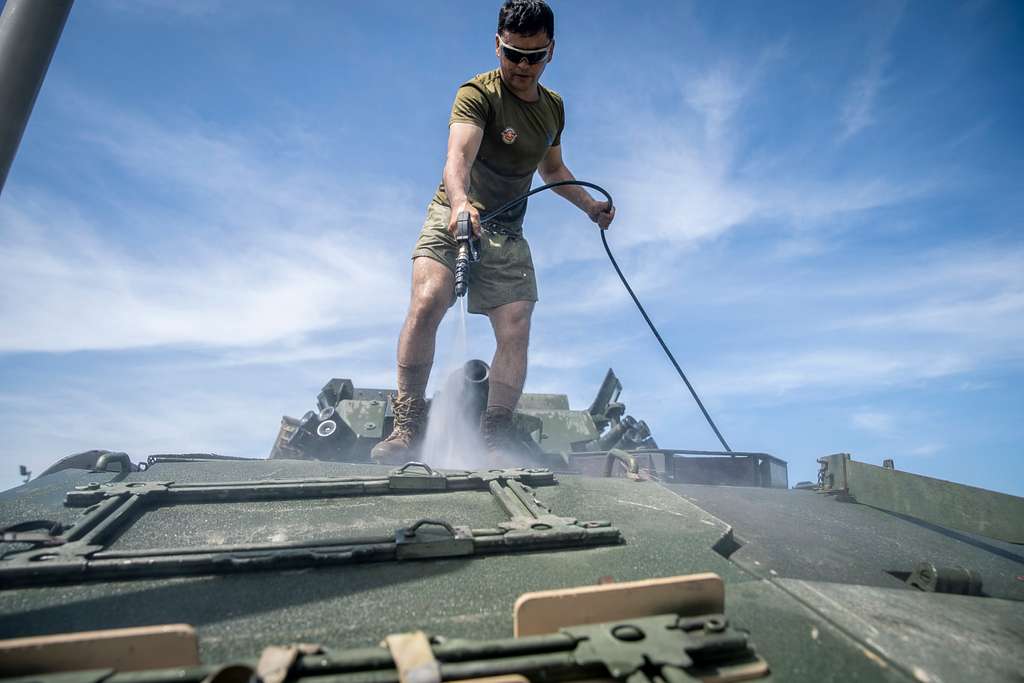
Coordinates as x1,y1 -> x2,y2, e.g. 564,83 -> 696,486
454,211 -> 479,298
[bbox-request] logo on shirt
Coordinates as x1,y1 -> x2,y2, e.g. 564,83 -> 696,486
501,127 -> 518,144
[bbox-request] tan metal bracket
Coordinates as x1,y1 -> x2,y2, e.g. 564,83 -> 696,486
0,624 -> 199,675
514,572 -> 725,637
384,631 -> 441,683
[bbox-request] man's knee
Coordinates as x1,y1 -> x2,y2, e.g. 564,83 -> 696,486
499,318 -> 531,347
408,287 -> 450,328
491,302 -> 533,349
408,258 -> 455,327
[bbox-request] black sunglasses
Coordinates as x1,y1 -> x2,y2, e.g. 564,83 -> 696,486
497,36 -> 550,65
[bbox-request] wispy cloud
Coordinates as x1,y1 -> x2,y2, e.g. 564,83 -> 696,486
211,337 -> 394,368
841,292 -> 1024,341
824,246 -> 1024,353
838,1 -> 906,141
642,242 -> 1024,401
586,70 -> 929,255
840,58 -> 887,141
908,443 -> 944,457
0,381 -> 291,492
701,347 -> 972,399
0,93 -> 415,353
685,66 -> 747,144
851,411 -> 895,435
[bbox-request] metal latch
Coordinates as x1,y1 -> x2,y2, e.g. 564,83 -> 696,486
568,613 -> 767,682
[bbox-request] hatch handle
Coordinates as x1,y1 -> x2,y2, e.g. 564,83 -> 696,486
403,519 -> 457,537
393,462 -> 436,476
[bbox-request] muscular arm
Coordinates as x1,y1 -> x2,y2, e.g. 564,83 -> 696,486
537,145 -> 615,228
443,122 -> 485,235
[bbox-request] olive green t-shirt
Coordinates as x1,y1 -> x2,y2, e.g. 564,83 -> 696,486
433,69 -> 564,230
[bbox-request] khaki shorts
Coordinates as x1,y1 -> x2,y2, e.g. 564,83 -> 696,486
411,201 -> 538,315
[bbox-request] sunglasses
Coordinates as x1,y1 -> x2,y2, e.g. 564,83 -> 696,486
497,35 -> 551,65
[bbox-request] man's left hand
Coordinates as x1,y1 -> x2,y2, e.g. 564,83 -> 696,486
586,199 -> 615,229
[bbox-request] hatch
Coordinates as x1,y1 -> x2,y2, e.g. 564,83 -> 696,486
0,465 -> 622,589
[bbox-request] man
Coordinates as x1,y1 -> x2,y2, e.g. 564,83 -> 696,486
371,0 -> 615,464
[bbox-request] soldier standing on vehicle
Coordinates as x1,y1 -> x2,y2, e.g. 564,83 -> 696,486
372,0 -> 615,464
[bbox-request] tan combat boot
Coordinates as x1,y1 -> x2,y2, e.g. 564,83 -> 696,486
371,395 -> 427,465
481,406 -> 519,466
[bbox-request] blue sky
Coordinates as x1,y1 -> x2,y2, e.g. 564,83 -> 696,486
1,0 -> 1022,496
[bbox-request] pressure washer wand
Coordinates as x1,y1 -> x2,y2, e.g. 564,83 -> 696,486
454,211 -> 479,298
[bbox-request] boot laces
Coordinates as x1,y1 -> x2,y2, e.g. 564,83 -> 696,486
391,395 -> 426,439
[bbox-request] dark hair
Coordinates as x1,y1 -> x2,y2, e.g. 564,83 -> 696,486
497,0 -> 554,40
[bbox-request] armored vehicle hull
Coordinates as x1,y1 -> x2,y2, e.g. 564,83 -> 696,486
1,447 -> 1022,681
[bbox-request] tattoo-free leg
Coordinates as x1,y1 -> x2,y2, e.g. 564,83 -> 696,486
485,300 -> 534,410
396,257 -> 455,397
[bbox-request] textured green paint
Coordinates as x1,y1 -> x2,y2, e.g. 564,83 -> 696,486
772,579 -> 1024,682
515,393 -> 571,410
822,454 -> 1024,543
726,581 -> 910,682
520,409 -> 599,454
3,459 -> 1021,682
0,468 -> 750,662
337,399 -> 387,439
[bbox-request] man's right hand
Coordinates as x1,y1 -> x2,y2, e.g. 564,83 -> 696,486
449,201 -> 482,239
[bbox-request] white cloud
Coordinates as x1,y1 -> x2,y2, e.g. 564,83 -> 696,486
685,67 -> 746,143
586,74 -> 928,254
0,381 -> 288,493
539,48 -> 1018,407
593,239 -> 1024,403
210,337 -> 394,367
842,292 -> 1024,340
851,411 -> 895,435
958,380 -> 994,392
825,246 -> 1024,350
908,443 -> 944,457
840,59 -> 886,141
825,245 -> 1024,298
701,348 -> 972,399
0,95 -> 415,353
528,334 -> 638,371
838,1 -> 906,141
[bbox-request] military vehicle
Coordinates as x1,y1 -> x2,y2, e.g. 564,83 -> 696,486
2,357 -> 1023,681
268,359 -> 788,486
2,2 -> 1023,681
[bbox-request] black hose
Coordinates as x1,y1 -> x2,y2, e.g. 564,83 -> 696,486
480,180 -> 732,453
